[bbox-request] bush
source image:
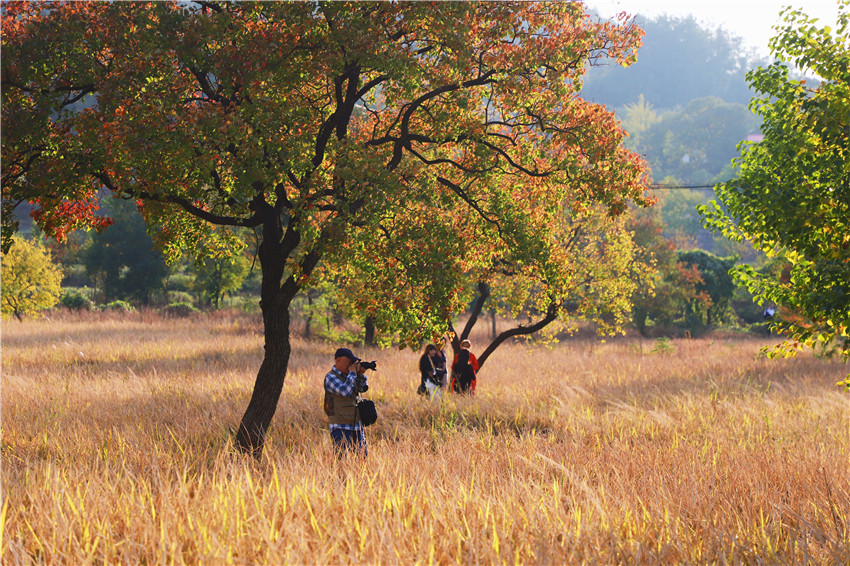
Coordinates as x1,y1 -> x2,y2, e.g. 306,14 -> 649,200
167,291 -> 194,305
163,302 -> 199,318
99,300 -> 136,313
167,273 -> 195,293
60,289 -> 94,311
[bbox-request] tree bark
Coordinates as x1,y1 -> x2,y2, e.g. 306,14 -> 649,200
234,288 -> 293,458
364,315 -> 376,346
234,195 -> 294,458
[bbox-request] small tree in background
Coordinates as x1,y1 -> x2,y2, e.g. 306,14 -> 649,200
191,249 -> 250,309
627,204 -> 707,336
1,238 -> 63,321
83,198 -> 170,305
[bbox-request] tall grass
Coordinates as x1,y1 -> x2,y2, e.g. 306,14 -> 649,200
2,311 -> 848,564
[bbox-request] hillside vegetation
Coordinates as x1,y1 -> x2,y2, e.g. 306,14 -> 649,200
2,311 -> 848,563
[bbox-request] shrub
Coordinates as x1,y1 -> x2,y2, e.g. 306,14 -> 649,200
163,302 -> 199,318
60,289 -> 94,311
99,300 -> 136,313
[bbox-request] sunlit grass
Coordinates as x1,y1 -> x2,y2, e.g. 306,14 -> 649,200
2,311 -> 848,563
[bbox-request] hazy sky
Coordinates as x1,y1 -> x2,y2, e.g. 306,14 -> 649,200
590,1 -> 843,57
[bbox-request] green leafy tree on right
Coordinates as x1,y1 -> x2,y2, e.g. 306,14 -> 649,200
700,3 -> 850,386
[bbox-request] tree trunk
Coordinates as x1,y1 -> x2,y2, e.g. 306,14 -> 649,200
364,315 -> 376,346
234,196 -> 294,459
305,292 -> 313,339
234,289 -> 293,458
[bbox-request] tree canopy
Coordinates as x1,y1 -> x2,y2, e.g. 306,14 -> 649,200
2,1 -> 650,455
700,2 -> 850,384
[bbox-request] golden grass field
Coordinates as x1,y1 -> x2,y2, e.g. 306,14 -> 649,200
1,310 -> 848,564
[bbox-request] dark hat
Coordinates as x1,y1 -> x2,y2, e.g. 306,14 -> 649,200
334,347 -> 359,361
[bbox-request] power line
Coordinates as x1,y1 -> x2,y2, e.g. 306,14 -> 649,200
648,184 -> 717,190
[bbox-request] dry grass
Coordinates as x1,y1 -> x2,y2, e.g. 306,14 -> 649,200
1,311 -> 848,564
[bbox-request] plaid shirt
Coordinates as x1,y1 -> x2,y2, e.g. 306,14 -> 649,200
324,367 -> 367,433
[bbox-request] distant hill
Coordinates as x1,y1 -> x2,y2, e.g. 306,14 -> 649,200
581,14 -> 762,111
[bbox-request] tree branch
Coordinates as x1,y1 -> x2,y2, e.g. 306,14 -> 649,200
477,301 -> 560,367
460,281 -> 491,342
93,172 -> 259,228
437,176 -> 502,235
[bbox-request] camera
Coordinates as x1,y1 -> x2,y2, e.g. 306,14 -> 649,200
359,360 -> 378,371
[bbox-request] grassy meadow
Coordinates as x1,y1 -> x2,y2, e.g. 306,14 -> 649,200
1,310 -> 848,564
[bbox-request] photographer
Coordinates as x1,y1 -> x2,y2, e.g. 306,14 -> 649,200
324,348 -> 369,455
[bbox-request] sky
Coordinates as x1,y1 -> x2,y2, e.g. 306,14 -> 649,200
590,1 -> 843,57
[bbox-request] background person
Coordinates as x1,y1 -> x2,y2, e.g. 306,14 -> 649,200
433,338 -> 449,388
324,347 -> 368,455
418,344 -> 445,399
450,339 -> 479,394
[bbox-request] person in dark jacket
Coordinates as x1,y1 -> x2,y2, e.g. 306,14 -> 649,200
418,343 -> 446,399
450,339 -> 479,394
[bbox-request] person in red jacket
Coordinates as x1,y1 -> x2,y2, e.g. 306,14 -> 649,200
450,339 -> 479,394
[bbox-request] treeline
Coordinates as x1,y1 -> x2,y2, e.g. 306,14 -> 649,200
583,13 -> 766,256
6,195 -> 776,341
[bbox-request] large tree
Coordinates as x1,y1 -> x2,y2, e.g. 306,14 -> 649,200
2,1 -> 648,456
700,3 -> 850,383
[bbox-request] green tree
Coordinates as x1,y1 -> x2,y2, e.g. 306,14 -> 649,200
639,97 -> 759,185
1,238 -> 63,321
191,245 -> 250,309
84,198 -> 170,305
701,4 -> 850,382
700,2 -> 850,382
619,94 -> 661,151
2,2 -> 648,455
677,250 -> 737,328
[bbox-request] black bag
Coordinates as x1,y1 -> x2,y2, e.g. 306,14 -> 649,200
357,398 -> 377,427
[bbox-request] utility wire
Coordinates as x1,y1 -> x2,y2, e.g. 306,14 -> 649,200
648,184 -> 717,190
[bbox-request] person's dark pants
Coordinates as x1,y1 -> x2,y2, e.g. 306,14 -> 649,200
330,428 -> 367,456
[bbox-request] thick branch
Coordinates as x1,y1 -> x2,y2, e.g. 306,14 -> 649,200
93,172 -> 259,228
477,301 -> 560,368
384,71 -> 498,171
459,281 -> 491,342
